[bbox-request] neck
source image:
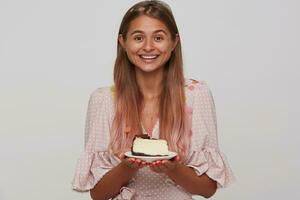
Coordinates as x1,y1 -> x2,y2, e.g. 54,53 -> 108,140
135,67 -> 164,100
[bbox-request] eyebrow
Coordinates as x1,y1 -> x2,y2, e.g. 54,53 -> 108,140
130,29 -> 168,36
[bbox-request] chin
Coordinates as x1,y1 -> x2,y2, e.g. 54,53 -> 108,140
135,65 -> 163,73
134,60 -> 166,73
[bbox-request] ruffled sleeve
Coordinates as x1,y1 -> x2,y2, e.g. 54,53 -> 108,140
185,80 -> 236,188
72,88 -> 121,192
72,151 -> 121,191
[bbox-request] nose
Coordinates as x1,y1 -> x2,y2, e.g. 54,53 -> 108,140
143,38 -> 154,52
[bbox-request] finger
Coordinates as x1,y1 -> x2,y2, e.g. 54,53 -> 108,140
156,160 -> 162,165
119,152 -> 125,160
162,160 -> 172,168
127,158 -> 136,163
156,161 -> 167,172
127,158 -> 139,168
124,158 -> 137,168
163,160 -> 175,170
150,160 -> 160,167
157,161 -> 169,172
149,161 -> 155,167
149,161 -> 160,170
170,155 -> 180,162
134,159 -> 141,167
134,159 -> 148,168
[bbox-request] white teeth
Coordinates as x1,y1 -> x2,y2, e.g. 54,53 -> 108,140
140,55 -> 158,59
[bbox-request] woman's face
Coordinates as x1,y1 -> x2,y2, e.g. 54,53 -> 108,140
119,15 -> 178,73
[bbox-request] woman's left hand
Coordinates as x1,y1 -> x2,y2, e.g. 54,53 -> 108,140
149,155 -> 181,174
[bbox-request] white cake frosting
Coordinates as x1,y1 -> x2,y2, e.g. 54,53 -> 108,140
132,137 -> 169,156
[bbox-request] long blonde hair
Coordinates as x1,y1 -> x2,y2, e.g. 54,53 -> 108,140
108,0 -> 191,159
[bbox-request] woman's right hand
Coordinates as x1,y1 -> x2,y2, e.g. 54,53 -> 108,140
118,152 -> 148,170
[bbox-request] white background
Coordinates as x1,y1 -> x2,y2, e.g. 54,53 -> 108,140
0,0 -> 299,199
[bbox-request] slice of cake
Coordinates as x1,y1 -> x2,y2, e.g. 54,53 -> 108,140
131,134 -> 169,156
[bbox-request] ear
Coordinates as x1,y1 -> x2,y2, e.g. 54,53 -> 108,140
172,34 -> 180,51
118,34 -> 126,49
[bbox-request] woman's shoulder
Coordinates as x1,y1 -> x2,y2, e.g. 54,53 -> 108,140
184,78 -> 213,106
184,78 -> 210,93
88,86 -> 115,102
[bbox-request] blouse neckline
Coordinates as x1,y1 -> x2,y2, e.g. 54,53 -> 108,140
141,119 -> 159,138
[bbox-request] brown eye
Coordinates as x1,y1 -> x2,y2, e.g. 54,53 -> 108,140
134,36 -> 143,42
154,36 -> 163,42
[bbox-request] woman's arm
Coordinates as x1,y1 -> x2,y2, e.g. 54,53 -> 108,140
150,157 -> 217,198
166,163 -> 217,198
90,157 -> 146,200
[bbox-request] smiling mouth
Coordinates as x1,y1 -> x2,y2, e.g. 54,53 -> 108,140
139,55 -> 159,60
139,54 -> 159,61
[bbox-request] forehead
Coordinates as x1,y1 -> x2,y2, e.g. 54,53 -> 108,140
128,15 -> 170,34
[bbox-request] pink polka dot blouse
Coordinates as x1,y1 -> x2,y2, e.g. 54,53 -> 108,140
72,79 -> 235,199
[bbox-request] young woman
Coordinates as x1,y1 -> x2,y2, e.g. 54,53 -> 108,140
72,1 -> 235,199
